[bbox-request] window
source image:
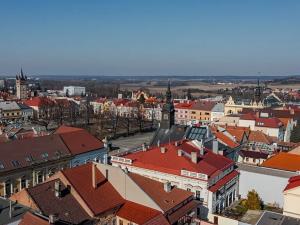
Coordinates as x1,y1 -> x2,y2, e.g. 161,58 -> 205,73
0,162 -> 4,170
21,177 -> 27,189
119,219 -> 123,225
196,190 -> 201,200
187,188 -> 191,192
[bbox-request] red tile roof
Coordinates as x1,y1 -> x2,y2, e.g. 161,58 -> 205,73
62,163 -> 124,216
214,131 -> 239,148
19,212 -> 49,225
255,117 -> 283,128
59,129 -> 104,155
284,175 -> 300,192
175,102 -> 194,109
117,201 -> 166,225
240,113 -> 257,120
209,170 -> 239,193
129,172 -> 193,212
55,125 -> 83,134
122,141 -> 234,179
262,152 -> 300,172
192,101 -> 216,111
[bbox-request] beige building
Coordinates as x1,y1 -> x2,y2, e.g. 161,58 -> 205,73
224,96 -> 264,115
283,175 -> 300,219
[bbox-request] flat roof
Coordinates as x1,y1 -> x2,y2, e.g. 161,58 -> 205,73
237,163 -> 297,179
256,211 -> 300,225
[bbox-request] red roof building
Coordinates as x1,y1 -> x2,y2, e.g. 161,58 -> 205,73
111,139 -> 239,215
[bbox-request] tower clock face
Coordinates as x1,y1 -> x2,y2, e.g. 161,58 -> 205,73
163,114 -> 169,120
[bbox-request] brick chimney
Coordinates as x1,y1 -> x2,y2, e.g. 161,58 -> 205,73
92,164 -> 97,189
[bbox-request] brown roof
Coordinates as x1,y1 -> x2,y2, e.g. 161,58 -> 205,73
19,212 -> 49,225
223,126 -> 250,143
117,201 -> 168,225
62,163 -> 124,216
248,130 -> 274,145
191,101 -> 216,111
0,135 -> 70,172
59,129 -> 104,155
26,179 -> 91,224
128,172 -> 193,212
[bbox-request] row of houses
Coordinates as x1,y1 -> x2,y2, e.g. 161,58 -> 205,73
0,125 -> 107,197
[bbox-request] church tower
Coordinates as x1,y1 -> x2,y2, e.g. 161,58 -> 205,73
160,80 -> 175,129
16,68 -> 28,99
254,79 -> 262,103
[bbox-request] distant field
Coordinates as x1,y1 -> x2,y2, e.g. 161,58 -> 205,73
120,80 -> 300,94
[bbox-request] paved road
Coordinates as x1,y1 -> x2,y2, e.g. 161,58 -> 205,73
110,131 -> 154,156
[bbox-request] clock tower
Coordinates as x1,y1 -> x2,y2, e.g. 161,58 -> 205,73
160,80 -> 175,129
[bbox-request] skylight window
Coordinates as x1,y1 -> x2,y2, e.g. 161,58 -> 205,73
41,153 -> 49,159
11,160 -> 20,167
25,155 -> 34,162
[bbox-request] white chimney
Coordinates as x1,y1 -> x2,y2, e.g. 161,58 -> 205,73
213,139 -> 219,154
160,147 -> 166,154
178,149 -> 183,156
142,143 -> 147,151
175,141 -> 179,146
49,214 -> 59,224
191,152 -> 198,164
54,180 -> 62,198
164,182 -> 172,192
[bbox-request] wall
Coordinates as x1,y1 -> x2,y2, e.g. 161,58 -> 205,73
283,187 -> 300,218
97,164 -> 162,212
238,165 -> 295,207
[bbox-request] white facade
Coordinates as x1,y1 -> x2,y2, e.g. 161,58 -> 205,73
63,86 -> 86,96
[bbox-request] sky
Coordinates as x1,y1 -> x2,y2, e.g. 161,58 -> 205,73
0,0 -> 299,76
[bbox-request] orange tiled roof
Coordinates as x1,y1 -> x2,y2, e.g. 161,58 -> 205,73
117,201 -> 168,225
248,130 -> 274,145
214,131 -> 240,148
19,212 -> 49,225
62,163 -> 124,216
261,152 -> 300,172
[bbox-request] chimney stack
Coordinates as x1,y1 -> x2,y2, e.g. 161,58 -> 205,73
175,141 -> 179,146
164,182 -> 172,192
92,164 -> 97,189
160,147 -> 166,154
49,214 -> 59,224
213,139 -> 219,154
178,149 -> 183,156
191,152 -> 198,164
54,180 -> 62,198
142,143 -> 147,151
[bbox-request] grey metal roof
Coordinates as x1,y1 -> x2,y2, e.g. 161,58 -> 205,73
0,197 -> 30,225
0,102 -> 20,111
256,211 -> 300,225
150,124 -> 187,146
237,163 -> 297,178
211,103 -> 224,113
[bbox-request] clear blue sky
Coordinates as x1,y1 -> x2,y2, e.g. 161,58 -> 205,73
0,0 -> 299,76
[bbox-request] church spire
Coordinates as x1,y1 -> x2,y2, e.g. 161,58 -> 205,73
166,79 -> 172,103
